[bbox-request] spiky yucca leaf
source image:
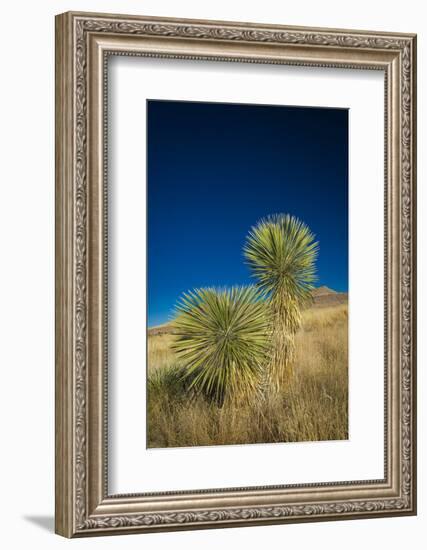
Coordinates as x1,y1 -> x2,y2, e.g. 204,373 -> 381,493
244,214 -> 319,394
171,286 -> 270,404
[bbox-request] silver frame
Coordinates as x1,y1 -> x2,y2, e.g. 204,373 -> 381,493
55,11 -> 417,537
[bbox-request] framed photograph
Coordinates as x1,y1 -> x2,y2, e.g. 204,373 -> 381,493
55,11 -> 417,537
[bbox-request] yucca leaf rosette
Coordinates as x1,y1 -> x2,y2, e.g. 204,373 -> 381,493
171,286 -> 270,404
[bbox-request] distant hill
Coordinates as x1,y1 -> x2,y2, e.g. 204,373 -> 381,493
148,286 -> 348,336
311,286 -> 348,308
147,322 -> 172,336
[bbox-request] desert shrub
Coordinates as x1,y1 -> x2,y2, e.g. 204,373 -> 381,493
171,286 -> 270,404
147,363 -> 190,402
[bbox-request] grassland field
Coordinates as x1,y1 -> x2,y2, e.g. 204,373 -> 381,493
147,302 -> 348,448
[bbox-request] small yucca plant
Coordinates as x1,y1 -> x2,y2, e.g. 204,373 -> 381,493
171,286 -> 270,405
147,364 -> 190,402
244,214 -> 319,394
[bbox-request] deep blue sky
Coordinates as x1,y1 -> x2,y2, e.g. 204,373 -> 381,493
147,100 -> 348,327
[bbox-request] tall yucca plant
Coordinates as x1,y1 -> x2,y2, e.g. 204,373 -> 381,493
243,214 -> 319,394
171,286 -> 270,405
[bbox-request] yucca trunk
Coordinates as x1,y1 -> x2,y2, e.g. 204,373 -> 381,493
269,292 -> 302,393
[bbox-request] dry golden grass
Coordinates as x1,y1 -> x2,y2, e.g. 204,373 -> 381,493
147,303 -> 348,448
148,333 -> 180,371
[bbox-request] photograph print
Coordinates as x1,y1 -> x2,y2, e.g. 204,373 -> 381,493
147,99 -> 348,449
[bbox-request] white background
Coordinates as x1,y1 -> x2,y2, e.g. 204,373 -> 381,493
109,58 -> 385,493
0,1 -> 424,549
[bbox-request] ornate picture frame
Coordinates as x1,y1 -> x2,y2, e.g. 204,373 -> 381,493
55,11 -> 417,537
